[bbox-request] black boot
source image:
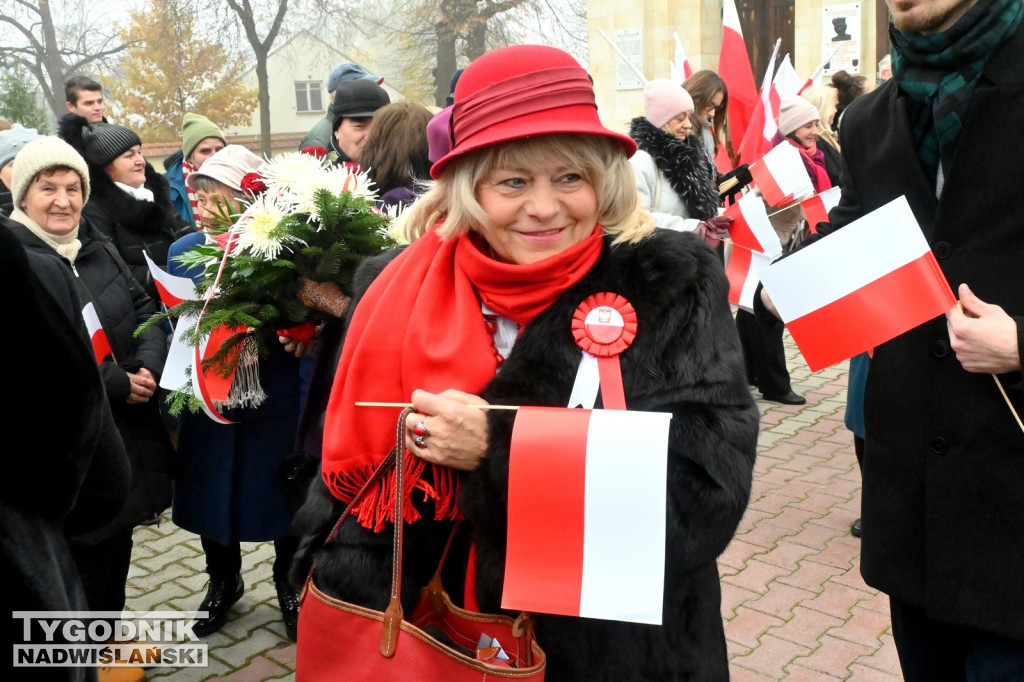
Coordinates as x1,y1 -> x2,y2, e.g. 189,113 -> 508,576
276,579 -> 299,642
193,572 -> 243,637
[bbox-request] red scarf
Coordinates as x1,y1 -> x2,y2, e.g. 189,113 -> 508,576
785,136 -> 832,194
321,222 -> 604,530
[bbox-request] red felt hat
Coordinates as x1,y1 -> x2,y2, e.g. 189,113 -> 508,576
430,45 -> 637,179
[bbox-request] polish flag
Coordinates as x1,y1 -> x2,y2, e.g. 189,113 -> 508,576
801,186 -> 842,233
739,39 -> 781,166
760,196 -> 956,371
503,406 -> 671,624
725,191 -> 782,256
82,302 -> 112,364
144,251 -> 196,308
670,33 -> 693,82
749,142 -> 815,207
799,47 -> 841,94
773,55 -> 802,99
718,0 -> 758,158
727,243 -> 776,311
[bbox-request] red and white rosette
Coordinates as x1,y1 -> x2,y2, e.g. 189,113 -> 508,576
570,292 -> 637,410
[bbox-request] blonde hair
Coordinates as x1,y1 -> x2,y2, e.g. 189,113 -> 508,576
401,134 -> 654,245
800,87 -> 840,151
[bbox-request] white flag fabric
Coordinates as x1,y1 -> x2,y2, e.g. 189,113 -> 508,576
760,196 -> 956,371
503,407 -> 671,624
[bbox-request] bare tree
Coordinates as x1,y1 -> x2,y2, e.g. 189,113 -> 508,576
222,0 -> 288,156
0,0 -> 130,117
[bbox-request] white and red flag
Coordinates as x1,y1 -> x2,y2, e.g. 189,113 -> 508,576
726,243 -> 776,311
739,39 -> 781,167
801,186 -> 842,233
144,251 -> 196,308
724,191 -> 782,256
670,33 -> 693,82
799,47 -> 841,94
773,54 -> 802,99
749,142 -> 815,207
82,302 -> 113,365
718,0 -> 758,161
760,196 -> 956,371
503,406 -> 671,624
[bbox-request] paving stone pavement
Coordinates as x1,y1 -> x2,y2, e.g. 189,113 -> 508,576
125,331 -> 900,681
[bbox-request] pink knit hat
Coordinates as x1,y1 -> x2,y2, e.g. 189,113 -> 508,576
643,79 -> 694,128
778,97 -> 820,136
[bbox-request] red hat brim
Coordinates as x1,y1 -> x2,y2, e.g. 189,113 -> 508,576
429,104 -> 637,179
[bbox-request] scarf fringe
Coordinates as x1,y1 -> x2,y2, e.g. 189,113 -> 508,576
325,455 -> 462,532
224,338 -> 266,409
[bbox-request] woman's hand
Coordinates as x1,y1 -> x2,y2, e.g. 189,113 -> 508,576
297,277 -> 351,318
405,389 -> 489,471
126,368 -> 157,404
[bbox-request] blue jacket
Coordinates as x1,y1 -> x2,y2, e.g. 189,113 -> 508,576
163,150 -> 195,227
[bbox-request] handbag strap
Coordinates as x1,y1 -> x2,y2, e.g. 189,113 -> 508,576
381,407 -> 412,656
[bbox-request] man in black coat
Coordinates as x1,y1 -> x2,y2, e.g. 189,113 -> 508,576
822,0 -> 1024,678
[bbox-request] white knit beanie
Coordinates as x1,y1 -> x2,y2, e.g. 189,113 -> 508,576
186,145 -> 264,193
643,79 -> 694,128
778,97 -> 820,136
10,136 -> 91,208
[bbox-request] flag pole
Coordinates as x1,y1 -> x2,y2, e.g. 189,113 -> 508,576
356,401 -> 520,411
596,28 -> 648,86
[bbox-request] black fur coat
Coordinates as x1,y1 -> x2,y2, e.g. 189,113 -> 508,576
293,229 -> 759,680
80,163 -> 189,303
629,117 -> 719,222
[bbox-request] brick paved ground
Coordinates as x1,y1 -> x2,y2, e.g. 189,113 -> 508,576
126,332 -> 900,681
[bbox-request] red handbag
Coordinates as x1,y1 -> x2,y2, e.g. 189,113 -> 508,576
296,409 -> 546,681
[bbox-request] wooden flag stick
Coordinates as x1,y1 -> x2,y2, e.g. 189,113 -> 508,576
596,28 -> 649,86
718,176 -> 740,196
355,401 -> 520,411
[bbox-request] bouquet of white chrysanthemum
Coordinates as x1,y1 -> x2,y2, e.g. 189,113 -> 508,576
141,147 -> 396,415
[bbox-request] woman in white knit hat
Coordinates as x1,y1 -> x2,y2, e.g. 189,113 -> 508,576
7,136 -> 173,681
166,144 -> 304,642
627,79 -> 732,245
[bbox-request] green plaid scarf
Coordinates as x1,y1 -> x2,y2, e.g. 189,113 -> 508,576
890,0 -> 1022,182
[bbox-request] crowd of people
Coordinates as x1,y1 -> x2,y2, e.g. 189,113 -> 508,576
3,0 -> 1023,678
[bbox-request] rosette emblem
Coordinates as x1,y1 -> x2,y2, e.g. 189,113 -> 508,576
571,292 -> 637,356
570,292 -> 636,410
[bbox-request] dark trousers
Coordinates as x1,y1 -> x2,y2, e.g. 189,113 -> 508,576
201,536 -> 299,583
68,529 -> 134,612
736,309 -> 792,396
890,597 -> 1024,681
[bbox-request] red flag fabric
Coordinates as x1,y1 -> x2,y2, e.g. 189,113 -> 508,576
82,302 -> 112,365
749,143 -> 815,207
718,0 -> 758,160
800,186 -> 842,233
145,251 -> 197,308
760,196 -> 957,371
726,243 -> 776,311
739,45 -> 781,167
503,406 -> 671,624
725,191 -> 782,256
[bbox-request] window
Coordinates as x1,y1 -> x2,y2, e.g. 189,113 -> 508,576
295,81 -> 324,113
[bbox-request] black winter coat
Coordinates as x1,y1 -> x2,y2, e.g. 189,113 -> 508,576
827,23 -> 1024,641
11,218 -> 173,541
1,221 -> 129,675
294,229 -> 759,680
82,161 -> 190,303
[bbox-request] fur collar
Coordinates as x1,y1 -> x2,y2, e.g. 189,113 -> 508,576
85,162 -> 180,236
629,117 -> 719,221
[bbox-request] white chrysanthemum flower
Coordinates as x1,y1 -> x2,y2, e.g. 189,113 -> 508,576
259,151 -> 328,200
233,193 -> 304,260
291,165 -> 379,223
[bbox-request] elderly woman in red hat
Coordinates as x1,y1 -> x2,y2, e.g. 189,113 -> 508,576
293,44 -> 758,680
